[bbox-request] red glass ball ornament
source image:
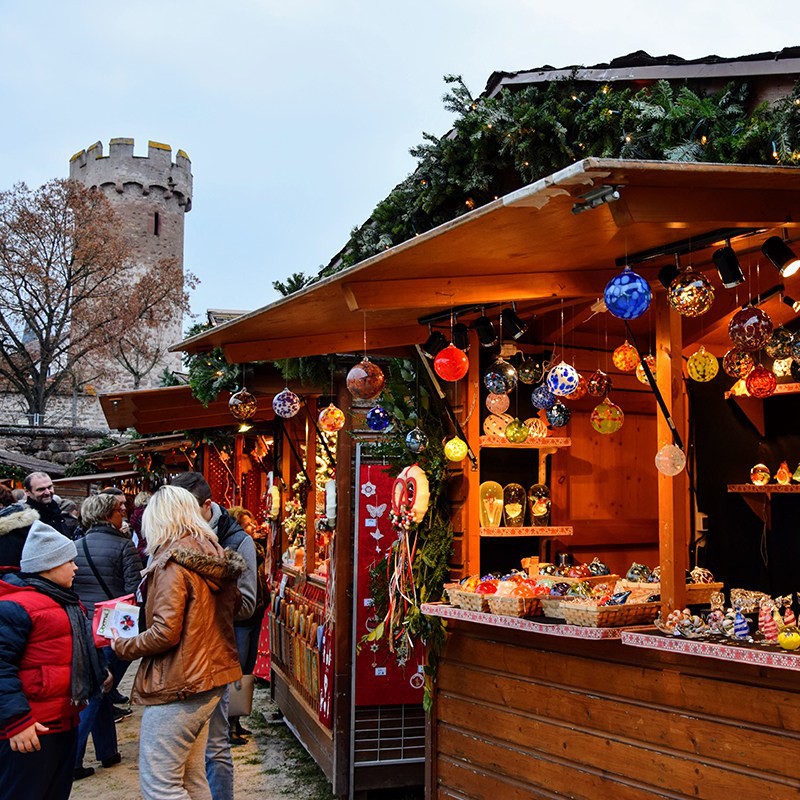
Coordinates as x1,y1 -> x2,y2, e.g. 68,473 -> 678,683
587,369 -> 612,398
745,365 -> 777,399
346,358 -> 385,400
433,344 -> 469,382
728,307 -> 774,352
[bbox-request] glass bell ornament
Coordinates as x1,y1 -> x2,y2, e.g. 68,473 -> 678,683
405,427 -> 429,454
524,416 -> 548,439
483,358 -> 518,394
750,463 -> 770,486
636,355 -> 656,385
485,392 -> 510,415
728,307 -> 774,352
518,358 -> 544,385
346,358 -> 385,400
546,361 -> 580,396
504,418 -> 529,444
603,266 -> 652,320
229,388 -> 257,422
668,270 -> 715,317
686,347 -> 719,383
528,484 -> 551,527
745,365 -> 777,399
587,369 -> 612,398
776,461 -> 792,485
655,444 -> 686,476
444,436 -> 468,462
272,388 -> 301,418
482,413 -> 512,437
479,481 -> 504,527
546,401 -> 571,428
612,341 -> 639,372
433,344 -> 469,382
531,384 -> 556,410
365,405 -> 392,432
765,327 -> 794,359
318,403 -> 345,432
503,483 -> 526,527
722,348 -> 754,379
590,397 -> 624,434
774,357 -> 793,377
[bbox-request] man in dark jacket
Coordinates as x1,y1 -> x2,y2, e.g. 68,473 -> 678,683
23,472 -> 67,536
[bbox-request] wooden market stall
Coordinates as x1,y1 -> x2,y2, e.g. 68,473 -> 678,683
177,159 -> 800,799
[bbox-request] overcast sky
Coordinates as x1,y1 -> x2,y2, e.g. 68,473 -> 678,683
1,1 -> 795,322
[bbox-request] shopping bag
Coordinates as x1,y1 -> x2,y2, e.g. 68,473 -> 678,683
91,594 -> 137,647
228,674 -> 256,717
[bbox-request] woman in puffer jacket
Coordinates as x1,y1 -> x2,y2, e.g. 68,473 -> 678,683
112,485 -> 243,800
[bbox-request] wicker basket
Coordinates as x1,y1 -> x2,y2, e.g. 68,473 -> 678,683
562,601 -> 660,628
538,595 -> 581,619
454,591 -> 491,613
487,595 -> 543,618
616,579 -> 723,605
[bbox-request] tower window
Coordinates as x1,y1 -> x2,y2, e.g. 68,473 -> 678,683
153,211 -> 160,236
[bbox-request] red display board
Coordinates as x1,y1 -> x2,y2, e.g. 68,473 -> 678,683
354,464 -> 424,707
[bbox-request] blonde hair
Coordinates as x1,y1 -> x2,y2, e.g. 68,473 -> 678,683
81,493 -> 118,528
228,506 -> 253,525
143,485 -> 217,553
134,491 -> 151,508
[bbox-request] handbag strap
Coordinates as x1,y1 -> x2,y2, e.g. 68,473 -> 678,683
81,535 -> 114,600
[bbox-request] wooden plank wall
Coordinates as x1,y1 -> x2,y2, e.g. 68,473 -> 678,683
432,621 -> 800,800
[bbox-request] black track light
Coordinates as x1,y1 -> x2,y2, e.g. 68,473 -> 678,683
472,312 -> 498,348
658,263 -> 681,289
500,305 -> 528,341
762,236 -> 800,278
451,322 -> 470,351
421,327 -> 448,359
783,295 -> 800,314
712,245 -> 745,288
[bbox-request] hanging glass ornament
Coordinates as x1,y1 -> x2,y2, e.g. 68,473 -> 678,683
546,401 -> 571,428
722,348 -> 754,379
745,365 -> 777,398
546,361 -> 580,396
792,463 -> 800,483
518,358 -> 544,385
728,307 -> 774,352
273,388 -> 301,418
365,405 -> 392,432
485,392 -> 510,415
524,417 -> 548,439
603,266 -> 652,320
531,384 -> 556,410
791,333 -> 800,362
482,413 -> 512,437
483,358 -> 518,394
635,355 -> 656,385
346,358 -> 385,400
686,347 -> 719,383
765,327 -> 794,359
433,344 -> 469,382
318,403 -> 345,432
776,461 -> 792,485
229,388 -> 257,422
655,444 -> 686,476
590,397 -> 624,434
504,418 -> 529,444
773,357 -> 793,377
444,436 -> 468,462
750,463 -> 771,486
587,369 -> 612,398
667,270 -> 715,317
612,341 -> 640,372
405,427 -> 429,454
567,373 -> 588,400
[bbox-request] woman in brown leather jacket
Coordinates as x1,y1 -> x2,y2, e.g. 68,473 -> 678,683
111,485 -> 243,800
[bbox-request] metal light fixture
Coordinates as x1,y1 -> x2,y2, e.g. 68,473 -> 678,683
451,321 -> 470,351
473,310 -> 498,348
712,245 -> 745,288
421,326 -> 448,359
658,259 -> 681,289
783,295 -> 800,314
500,304 -> 528,341
762,236 -> 800,278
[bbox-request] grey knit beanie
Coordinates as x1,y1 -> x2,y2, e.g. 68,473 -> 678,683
20,521 -> 77,573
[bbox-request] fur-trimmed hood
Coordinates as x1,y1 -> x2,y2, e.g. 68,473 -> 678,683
0,505 -> 39,538
148,537 -> 245,592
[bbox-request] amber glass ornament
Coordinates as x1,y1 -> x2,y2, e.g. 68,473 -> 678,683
635,355 -> 656,385
765,327 -> 794,359
728,307 -> 774,352
346,358 -> 385,400
567,374 -> 588,400
524,417 -> 548,439
750,463 -> 771,486
612,341 -> 639,372
479,481 -> 504,527
318,403 -> 345,432
722,348 -> 754,379
229,388 -> 257,422
745,365 -> 777,399
590,397 -> 624,434
776,461 -> 791,485
686,347 -> 719,383
587,369 -> 612,398
668,270 -> 715,317
528,483 -> 551,527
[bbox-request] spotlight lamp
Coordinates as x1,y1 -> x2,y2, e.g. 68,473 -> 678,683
783,295 -> 800,314
762,236 -> 800,278
451,321 -> 471,351
473,311 -> 498,348
712,245 -> 745,289
658,262 -> 681,290
499,304 -> 528,341
421,326 -> 448,359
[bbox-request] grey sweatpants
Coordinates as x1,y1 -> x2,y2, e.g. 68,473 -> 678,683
138,687 -> 225,800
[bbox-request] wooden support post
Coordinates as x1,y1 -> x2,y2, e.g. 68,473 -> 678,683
464,328 -> 482,576
654,291 -> 689,616
234,434 -> 244,505
304,406 -> 317,575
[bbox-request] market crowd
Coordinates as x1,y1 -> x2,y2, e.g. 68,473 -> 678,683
0,470 -> 269,800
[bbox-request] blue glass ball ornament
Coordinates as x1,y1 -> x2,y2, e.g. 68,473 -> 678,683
531,384 -> 556,410
604,266 -> 652,320
405,427 -> 429,454
365,405 -> 392,432
791,332 -> 800,363
546,361 -> 580,397
545,401 -> 571,428
483,358 -> 518,394
272,388 -> 301,419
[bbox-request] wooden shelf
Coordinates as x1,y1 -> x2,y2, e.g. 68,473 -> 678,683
480,526 -> 573,537
479,435 -> 571,449
728,483 -> 800,494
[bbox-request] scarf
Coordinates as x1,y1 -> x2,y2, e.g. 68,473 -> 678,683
21,574 -> 107,705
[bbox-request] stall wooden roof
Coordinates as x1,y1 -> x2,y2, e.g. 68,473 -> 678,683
175,159 -> 800,363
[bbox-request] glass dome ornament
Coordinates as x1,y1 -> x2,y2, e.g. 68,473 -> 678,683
318,403 -> 345,432
433,344 -> 469,382
272,388 -> 302,419
531,384 -> 556,410
776,461 -> 792,485
229,388 -> 257,422
546,361 -> 580,396
405,427 -> 429,454
667,270 -> 715,317
635,355 -> 656,385
444,436 -> 468,462
365,405 -> 392,432
774,357 -> 793,377
590,397 -> 624,434
765,327 -> 794,359
728,306 -> 774,352
504,418 -> 529,444
482,413 -> 512,437
603,266 -> 652,320
612,341 -> 640,372
483,358 -> 518,394
524,417 -> 548,439
722,348 -> 754,379
479,481 -> 504,527
346,358 -> 385,400
485,392 -> 510,414
750,463 -> 771,486
545,401 -> 571,428
655,444 -> 686,476
745,365 -> 777,398
587,369 -> 612,398
686,347 -> 719,383
528,483 -> 551,527
503,483 -> 526,527
567,373 -> 588,400
518,358 -> 544,385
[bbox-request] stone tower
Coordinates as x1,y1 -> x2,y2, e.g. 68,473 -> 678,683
69,138 -> 193,386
